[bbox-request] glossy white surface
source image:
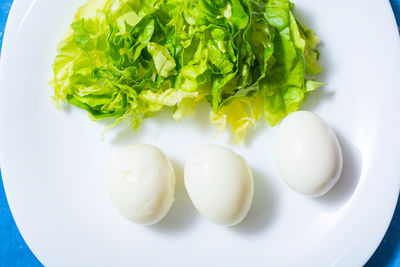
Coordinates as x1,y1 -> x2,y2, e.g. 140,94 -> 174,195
0,0 -> 400,266
108,144 -> 175,225
184,145 -> 254,226
276,111 -> 343,197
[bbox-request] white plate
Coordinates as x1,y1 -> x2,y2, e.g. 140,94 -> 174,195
1,0 -> 400,266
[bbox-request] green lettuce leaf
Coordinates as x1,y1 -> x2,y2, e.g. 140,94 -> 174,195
51,0 -> 323,144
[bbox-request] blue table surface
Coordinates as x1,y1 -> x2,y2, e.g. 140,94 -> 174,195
0,0 -> 400,266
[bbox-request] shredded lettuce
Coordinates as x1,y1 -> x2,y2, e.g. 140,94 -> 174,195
51,0 -> 323,144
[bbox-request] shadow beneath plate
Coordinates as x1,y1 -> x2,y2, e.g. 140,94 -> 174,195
365,196 -> 400,266
232,167 -> 278,235
150,159 -> 199,234
313,131 -> 363,212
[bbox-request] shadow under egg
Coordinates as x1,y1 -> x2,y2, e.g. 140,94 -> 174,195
312,131 -> 363,212
232,167 -> 279,235
150,159 -> 199,234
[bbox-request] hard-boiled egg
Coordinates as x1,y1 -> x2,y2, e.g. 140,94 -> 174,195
275,111 -> 343,197
108,144 -> 175,225
184,145 -> 254,226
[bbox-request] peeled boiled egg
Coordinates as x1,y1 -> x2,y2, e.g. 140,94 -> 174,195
108,144 -> 175,225
275,111 -> 343,197
184,145 -> 254,226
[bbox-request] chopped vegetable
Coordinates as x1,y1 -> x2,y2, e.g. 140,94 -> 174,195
51,0 -> 323,144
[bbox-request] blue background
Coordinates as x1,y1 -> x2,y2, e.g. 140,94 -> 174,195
0,0 -> 399,266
